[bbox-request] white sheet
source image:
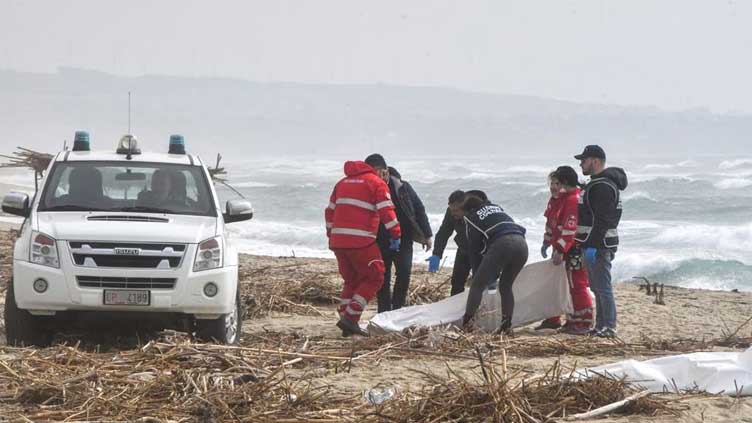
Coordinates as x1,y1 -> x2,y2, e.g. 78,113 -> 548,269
368,260 -> 573,333
579,348 -> 752,396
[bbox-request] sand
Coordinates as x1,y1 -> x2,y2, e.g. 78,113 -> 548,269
0,235 -> 750,421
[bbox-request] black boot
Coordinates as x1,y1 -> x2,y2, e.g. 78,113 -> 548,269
336,318 -> 369,337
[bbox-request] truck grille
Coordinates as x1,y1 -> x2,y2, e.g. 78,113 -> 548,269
77,276 -> 177,289
69,242 -> 186,269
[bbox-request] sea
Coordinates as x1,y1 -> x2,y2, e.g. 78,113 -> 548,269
2,154 -> 751,292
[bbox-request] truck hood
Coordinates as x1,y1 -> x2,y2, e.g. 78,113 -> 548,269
36,212 -> 218,244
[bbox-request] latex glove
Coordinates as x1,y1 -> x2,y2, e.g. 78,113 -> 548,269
389,237 -> 401,252
540,242 -> 550,259
426,255 -> 441,273
584,247 -> 597,264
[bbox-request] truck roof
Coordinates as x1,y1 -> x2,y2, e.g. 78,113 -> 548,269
55,150 -> 201,166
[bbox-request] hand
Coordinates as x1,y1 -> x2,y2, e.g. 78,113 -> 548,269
584,248 -> 597,264
540,242 -> 550,259
422,237 -> 433,252
426,255 -> 441,273
552,250 -> 564,266
389,237 -> 401,252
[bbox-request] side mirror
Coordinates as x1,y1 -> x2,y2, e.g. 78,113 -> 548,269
2,192 -> 31,218
224,199 -> 253,223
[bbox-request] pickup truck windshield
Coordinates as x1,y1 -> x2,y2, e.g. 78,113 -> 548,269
39,161 -> 216,216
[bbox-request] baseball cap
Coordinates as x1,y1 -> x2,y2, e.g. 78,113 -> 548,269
574,145 -> 606,160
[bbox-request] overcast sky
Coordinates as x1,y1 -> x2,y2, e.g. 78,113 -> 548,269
1,0 -> 751,113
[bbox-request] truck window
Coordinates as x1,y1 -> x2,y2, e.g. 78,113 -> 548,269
38,161 -> 217,217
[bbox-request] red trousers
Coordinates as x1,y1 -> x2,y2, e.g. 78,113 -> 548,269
547,266 -> 593,327
333,243 -> 386,323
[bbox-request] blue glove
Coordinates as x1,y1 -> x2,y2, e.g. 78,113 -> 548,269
540,242 -> 550,259
389,238 -> 401,252
584,247 -> 597,264
426,255 -> 441,273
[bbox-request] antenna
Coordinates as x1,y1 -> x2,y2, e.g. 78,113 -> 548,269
128,91 -> 132,134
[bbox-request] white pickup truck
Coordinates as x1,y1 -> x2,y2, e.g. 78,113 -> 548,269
1,134 -> 253,345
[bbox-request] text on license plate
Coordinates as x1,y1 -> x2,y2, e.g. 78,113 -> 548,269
103,290 -> 150,306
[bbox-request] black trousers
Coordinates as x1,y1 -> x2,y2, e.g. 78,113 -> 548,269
450,248 -> 472,296
377,242 -> 414,313
465,234 -> 528,330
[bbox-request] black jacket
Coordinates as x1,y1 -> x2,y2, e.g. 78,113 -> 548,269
575,167 -> 628,251
464,202 -> 526,272
432,208 -> 467,257
377,167 -> 433,248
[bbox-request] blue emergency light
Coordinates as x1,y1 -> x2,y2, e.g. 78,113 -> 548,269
168,134 -> 186,154
72,131 -> 90,152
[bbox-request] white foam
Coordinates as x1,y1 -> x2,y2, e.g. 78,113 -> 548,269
233,181 -> 277,188
714,178 -> 752,190
623,191 -> 656,202
719,158 -> 752,170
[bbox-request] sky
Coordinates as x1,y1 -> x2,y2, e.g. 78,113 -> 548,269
1,0 -> 751,113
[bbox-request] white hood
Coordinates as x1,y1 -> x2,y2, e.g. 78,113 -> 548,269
36,212 -> 218,244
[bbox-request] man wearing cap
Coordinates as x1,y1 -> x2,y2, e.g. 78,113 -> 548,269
574,145 -> 628,338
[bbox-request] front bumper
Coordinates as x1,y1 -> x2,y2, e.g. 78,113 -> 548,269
12,252 -> 238,317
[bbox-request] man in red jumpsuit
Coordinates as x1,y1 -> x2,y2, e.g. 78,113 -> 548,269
537,166 -> 594,334
325,157 -> 402,337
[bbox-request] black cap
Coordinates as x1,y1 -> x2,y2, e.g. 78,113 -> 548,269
364,153 -> 387,169
574,145 -> 606,160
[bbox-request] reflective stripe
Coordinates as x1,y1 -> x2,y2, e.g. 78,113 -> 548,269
376,200 -> 394,210
352,294 -> 367,307
578,225 -> 593,233
384,219 -> 399,230
367,259 -> 383,267
328,202 -> 336,210
331,228 -> 377,238
557,238 -> 567,248
561,229 -> 576,236
336,198 -> 376,211
606,229 -> 619,237
345,306 -> 363,315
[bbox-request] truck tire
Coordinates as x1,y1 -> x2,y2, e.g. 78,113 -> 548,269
194,290 -> 242,344
4,279 -> 51,347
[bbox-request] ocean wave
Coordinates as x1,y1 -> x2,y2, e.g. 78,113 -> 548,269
714,178 -> 752,190
718,158 -> 752,170
233,181 -> 277,188
647,223 -> 752,265
622,191 -> 657,202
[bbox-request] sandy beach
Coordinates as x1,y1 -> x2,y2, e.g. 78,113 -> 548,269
0,228 -> 750,421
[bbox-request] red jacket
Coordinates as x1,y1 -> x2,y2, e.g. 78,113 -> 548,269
543,188 -> 580,254
325,161 -> 401,249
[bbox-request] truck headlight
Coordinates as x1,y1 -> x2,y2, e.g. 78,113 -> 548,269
194,236 -> 223,272
30,231 -> 59,268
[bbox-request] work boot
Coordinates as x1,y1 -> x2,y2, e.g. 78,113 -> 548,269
560,323 -> 592,336
336,318 -> 369,337
595,327 -> 617,339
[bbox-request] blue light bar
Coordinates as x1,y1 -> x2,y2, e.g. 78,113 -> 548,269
72,130 -> 90,152
168,134 -> 186,154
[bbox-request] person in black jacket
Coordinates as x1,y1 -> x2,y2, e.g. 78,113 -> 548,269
461,196 -> 528,333
429,190 -> 489,296
367,155 -> 434,313
574,145 -> 628,338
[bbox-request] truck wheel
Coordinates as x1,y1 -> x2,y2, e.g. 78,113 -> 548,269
4,279 -> 51,347
194,290 -> 242,344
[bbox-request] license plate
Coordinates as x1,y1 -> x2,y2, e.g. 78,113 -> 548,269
103,290 -> 150,306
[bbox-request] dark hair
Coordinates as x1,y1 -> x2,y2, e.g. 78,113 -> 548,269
448,190 -> 465,205
462,195 -> 487,211
465,189 -> 488,202
553,166 -> 580,188
364,153 -> 387,169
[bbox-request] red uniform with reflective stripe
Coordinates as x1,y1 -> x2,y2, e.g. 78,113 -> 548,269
544,189 -> 580,253
543,188 -> 593,329
326,161 -> 402,324
325,161 -> 401,249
